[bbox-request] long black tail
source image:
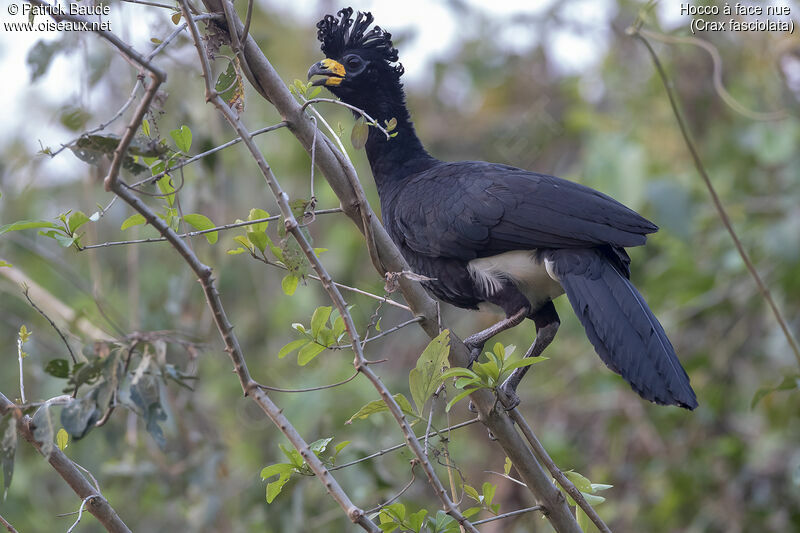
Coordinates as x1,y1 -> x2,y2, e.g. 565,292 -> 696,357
545,248 -> 698,409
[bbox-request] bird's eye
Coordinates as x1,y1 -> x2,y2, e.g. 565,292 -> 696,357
345,56 -> 362,69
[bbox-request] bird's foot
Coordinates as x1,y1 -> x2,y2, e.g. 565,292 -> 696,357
497,379 -> 521,411
463,339 -> 484,368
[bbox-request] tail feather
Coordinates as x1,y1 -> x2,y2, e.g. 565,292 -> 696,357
545,248 -> 698,410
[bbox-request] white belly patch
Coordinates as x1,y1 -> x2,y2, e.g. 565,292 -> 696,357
468,250 -> 564,308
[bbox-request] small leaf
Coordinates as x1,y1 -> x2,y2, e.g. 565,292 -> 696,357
260,463 -> 294,481
334,440 -> 350,454
309,437 -> 333,456
446,388 -> 476,412
281,274 -> 299,295
481,482 -> 496,506
246,230 -> 267,253
297,342 -> 326,366
121,213 -> 146,231
752,374 -> 800,407
347,393 -> 414,423
0,220 -> 60,236
56,428 -> 69,451
0,261 -> 11,268
170,11 -> 182,24
504,456 -> 512,476
463,484 -> 480,502
182,213 -> 217,244
157,176 -> 177,207
266,472 -> 292,503
351,118 -> 369,149
170,125 -> 192,153
44,359 -> 69,378
310,306 -> 332,338
142,118 -> 151,136
67,211 -> 90,233
18,325 -> 32,343
564,470 -> 593,493
278,339 -> 308,359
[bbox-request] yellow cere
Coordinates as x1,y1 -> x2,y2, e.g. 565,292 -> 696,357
325,77 -> 343,86
321,58 -> 346,77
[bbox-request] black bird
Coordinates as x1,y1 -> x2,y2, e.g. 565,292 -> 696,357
307,8 -> 697,410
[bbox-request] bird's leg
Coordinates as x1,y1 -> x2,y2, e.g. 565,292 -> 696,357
498,301 -> 560,410
464,306 -> 529,365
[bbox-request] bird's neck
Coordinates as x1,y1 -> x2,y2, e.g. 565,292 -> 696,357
360,92 -> 437,196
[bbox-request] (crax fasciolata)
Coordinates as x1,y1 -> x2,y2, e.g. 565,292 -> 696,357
308,8 -> 698,410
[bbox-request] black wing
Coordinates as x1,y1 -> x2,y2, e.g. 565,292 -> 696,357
389,161 -> 658,261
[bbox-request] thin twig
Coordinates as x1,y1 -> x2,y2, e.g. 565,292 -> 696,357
79,208 -> 342,250
23,287 -> 77,364
331,418 -> 479,471
471,505 -> 543,526
629,26 -> 800,367
257,370 -> 359,393
332,317 -> 424,350
300,98 -> 392,140
365,468 -> 417,514
66,496 -> 96,533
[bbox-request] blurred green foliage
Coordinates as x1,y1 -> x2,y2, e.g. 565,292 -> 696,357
1,1 -> 799,532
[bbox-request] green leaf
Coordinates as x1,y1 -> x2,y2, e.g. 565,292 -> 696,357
462,507 -> 481,519
279,444 -> 304,468
332,316 -> 346,339
580,492 -> 606,506
446,387 -> 477,412
378,523 -> 399,532
297,342 -> 326,366
170,125 -> 192,153
278,339 -> 308,359
44,359 -> 69,378
504,456 -> 512,476
247,208 -> 270,232
156,177 -> 176,207
463,484 -> 480,502
281,274 -> 299,295
481,482 -> 496,506
409,330 -> 451,413
310,306 -> 332,338
215,62 -> 245,110
407,509 -> 428,532
0,220 -> 60,236
441,368 -> 478,381
183,213 -> 217,244
503,356 -> 548,373
309,437 -> 333,456
246,230 -> 267,253
334,440 -> 350,455
260,462 -> 294,480
142,118 -> 151,136
266,471 -> 292,503
0,261 -> 11,268
564,470 -> 593,493
121,213 -> 146,231
170,11 -> 181,24
351,118 -> 369,150
67,211 -> 90,233
56,428 -> 69,451
347,393 -> 414,423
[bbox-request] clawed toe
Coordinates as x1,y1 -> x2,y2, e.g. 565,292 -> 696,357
498,381 -> 521,411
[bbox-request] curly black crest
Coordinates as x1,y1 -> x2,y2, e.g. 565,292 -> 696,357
316,7 -> 403,77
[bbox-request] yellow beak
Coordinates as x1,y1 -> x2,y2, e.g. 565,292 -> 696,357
307,59 -> 346,86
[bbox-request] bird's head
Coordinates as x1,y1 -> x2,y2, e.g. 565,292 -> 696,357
307,7 -> 404,106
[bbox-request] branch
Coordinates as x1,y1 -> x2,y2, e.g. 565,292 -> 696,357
201,2 -> 583,531
0,392 -> 132,533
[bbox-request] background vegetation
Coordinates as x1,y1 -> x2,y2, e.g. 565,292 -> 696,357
1,1 -> 799,531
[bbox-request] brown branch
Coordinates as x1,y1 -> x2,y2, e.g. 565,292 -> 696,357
0,392 -> 131,533
0,513 -> 19,533
201,2 -> 583,531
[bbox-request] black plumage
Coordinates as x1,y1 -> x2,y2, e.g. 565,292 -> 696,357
308,8 -> 698,410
